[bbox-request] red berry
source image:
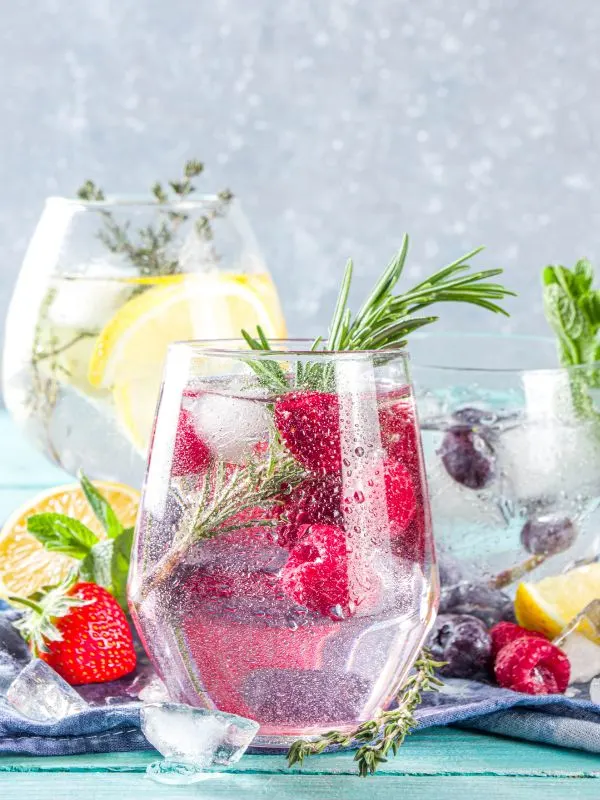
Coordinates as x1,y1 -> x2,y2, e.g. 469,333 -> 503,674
172,408 -> 211,476
274,391 -> 341,474
40,583 -> 137,685
279,475 -> 343,529
281,524 -> 373,619
378,388 -> 420,472
490,621 -> 547,657
384,459 -> 417,531
494,637 -> 570,695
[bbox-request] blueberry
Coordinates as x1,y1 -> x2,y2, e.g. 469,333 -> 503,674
438,427 -> 495,489
520,515 -> 577,556
440,582 -> 515,628
452,407 -> 493,427
427,614 -> 492,679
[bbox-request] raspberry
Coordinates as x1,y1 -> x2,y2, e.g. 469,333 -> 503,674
274,391 -> 341,474
172,408 -> 211,476
281,524 -> 374,619
279,475 -> 343,529
383,459 -> 417,531
494,637 -> 570,694
378,388 -> 420,472
490,621 -> 547,657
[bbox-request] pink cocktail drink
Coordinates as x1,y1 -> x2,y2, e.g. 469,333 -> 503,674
129,341 -> 438,746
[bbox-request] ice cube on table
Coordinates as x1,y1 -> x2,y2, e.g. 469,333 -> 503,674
140,702 -> 259,785
0,615 -> 31,695
6,659 -> 88,721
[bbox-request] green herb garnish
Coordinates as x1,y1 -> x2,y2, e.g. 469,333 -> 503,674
243,235 -> 515,392
77,159 -> 234,277
287,651 -> 444,776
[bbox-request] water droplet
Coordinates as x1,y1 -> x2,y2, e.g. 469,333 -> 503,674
343,457 -> 351,467
330,604 -> 346,620
354,490 -> 365,503
367,479 -> 374,487
353,525 -> 360,533
355,446 -> 365,457
288,620 -> 299,631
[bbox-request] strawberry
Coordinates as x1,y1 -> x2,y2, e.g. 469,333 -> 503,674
172,408 -> 211,477
274,391 -> 341,474
494,636 -> 570,695
13,581 -> 136,685
490,621 -> 547,658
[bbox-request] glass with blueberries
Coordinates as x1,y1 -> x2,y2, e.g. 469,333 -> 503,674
411,333 -> 600,681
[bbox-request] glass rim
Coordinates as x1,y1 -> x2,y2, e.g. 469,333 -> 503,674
45,193 -> 229,211
409,331 -> 598,375
169,338 -> 409,360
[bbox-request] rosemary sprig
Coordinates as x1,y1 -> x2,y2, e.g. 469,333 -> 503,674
287,650 -> 444,777
243,235 -> 514,392
139,445 -> 307,598
76,160 -> 234,278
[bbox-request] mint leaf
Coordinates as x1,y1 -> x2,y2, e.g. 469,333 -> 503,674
79,472 -> 123,539
79,540 -> 113,590
111,527 -> 134,610
27,514 -> 98,559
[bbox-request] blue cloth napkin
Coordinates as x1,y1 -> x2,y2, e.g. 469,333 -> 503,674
1,602 -> 600,757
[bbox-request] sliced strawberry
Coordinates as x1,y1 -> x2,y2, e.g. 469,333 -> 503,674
274,391 -> 341,474
172,408 -> 211,476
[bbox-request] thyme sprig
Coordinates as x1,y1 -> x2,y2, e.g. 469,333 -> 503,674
243,235 -> 514,391
76,160 -> 234,277
287,650 -> 444,777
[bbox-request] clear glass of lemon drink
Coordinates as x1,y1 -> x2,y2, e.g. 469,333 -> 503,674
2,194 -> 286,486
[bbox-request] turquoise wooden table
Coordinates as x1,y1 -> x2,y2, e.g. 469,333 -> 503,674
0,412 -> 598,799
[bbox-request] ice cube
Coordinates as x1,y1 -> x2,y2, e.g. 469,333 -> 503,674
6,659 -> 89,721
187,391 -> 269,463
47,268 -> 138,329
590,677 -> 600,704
137,675 -> 171,704
140,702 -> 259,784
0,615 -> 31,694
553,599 -> 600,684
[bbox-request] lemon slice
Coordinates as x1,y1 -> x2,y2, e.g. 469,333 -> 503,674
514,563 -> 600,641
88,273 -> 286,451
0,482 -> 140,599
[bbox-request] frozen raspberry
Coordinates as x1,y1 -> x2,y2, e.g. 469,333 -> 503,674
490,621 -> 547,657
172,409 -> 211,476
494,637 -> 570,694
274,391 -> 341,474
281,524 -> 373,620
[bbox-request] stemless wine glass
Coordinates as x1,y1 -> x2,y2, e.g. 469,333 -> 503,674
410,333 -> 600,597
3,196 -> 286,486
129,340 -> 438,745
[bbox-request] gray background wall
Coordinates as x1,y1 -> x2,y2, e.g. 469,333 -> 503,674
1,0 -> 598,341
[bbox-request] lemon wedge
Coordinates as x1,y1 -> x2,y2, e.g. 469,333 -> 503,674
0,482 -> 140,599
87,273 -> 286,451
514,563 -> 600,642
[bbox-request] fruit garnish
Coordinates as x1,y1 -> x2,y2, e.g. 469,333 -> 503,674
426,614 -> 492,679
438,427 -> 495,489
0,479 -> 139,600
88,273 -> 286,451
278,474 -> 343,531
172,408 -> 211,476
489,621 -> 547,658
281,524 -> 366,620
11,580 -> 136,685
519,515 -> 576,557
514,563 -> 600,641
494,637 -> 570,695
274,391 -> 341,474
